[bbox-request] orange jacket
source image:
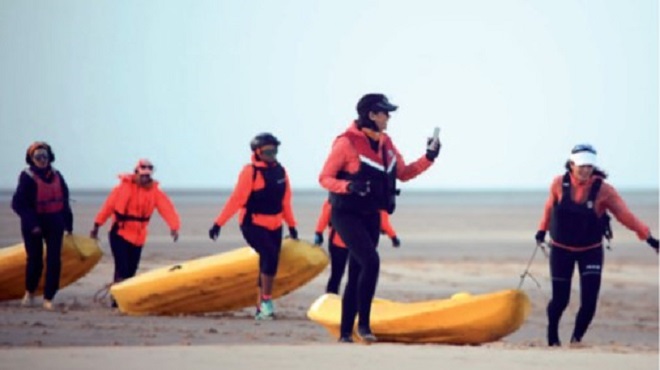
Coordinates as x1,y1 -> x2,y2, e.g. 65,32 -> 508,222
94,174 -> 180,246
319,122 -> 433,194
214,154 -> 296,230
314,199 -> 397,248
538,174 -> 650,242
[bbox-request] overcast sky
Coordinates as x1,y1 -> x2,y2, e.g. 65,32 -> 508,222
0,0 -> 657,191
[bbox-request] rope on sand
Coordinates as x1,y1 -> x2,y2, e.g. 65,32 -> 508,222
93,282 -> 113,305
517,243 -> 549,300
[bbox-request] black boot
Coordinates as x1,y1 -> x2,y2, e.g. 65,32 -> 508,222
356,326 -> 377,343
547,326 -> 561,347
338,334 -> 354,343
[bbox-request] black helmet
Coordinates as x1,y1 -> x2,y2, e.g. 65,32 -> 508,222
250,132 -> 280,151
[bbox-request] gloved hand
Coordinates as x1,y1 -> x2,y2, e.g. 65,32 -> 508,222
425,137 -> 441,161
90,224 -> 99,239
314,232 -> 323,246
535,230 -> 546,244
348,180 -> 370,196
209,224 -> 221,241
391,236 -> 401,248
647,236 -> 659,253
171,229 -> 179,242
288,226 -> 299,240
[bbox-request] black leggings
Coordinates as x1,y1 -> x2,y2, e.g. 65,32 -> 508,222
240,222 -> 283,277
21,216 -> 64,300
109,226 -> 143,282
326,234 -> 349,294
331,208 -> 381,336
547,246 -> 603,344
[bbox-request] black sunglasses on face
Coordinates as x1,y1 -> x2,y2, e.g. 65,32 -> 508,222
140,165 -> 154,170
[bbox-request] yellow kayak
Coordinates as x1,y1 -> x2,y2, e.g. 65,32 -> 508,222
111,238 -> 328,315
0,234 -> 103,301
307,289 -> 531,344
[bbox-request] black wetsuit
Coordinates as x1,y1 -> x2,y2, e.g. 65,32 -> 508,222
547,173 -> 608,345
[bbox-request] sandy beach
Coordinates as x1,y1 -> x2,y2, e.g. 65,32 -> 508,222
0,189 -> 657,369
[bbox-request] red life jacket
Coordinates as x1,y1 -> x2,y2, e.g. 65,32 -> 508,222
26,168 -> 64,214
329,129 -> 398,214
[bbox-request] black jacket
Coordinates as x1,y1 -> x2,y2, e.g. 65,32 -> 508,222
11,166 -> 74,233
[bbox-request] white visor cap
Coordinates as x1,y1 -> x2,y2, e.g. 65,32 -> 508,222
570,151 -> 597,166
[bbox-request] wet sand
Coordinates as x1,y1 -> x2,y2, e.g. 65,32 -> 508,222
0,190 -> 657,369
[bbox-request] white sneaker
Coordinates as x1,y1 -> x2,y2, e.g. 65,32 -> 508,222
21,292 -> 35,307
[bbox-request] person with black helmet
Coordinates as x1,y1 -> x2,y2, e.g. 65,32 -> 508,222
11,141 -> 74,310
318,93 -> 441,343
208,132 -> 298,320
535,143 -> 659,347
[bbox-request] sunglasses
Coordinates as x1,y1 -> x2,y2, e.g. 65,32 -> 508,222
260,148 -> 278,156
139,165 -> 154,170
32,153 -> 49,161
571,144 -> 596,155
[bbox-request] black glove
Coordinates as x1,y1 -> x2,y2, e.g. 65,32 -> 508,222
425,138 -> 441,161
347,180 -> 370,196
647,236 -> 659,252
288,226 -> 299,240
90,223 -> 100,239
391,236 -> 401,248
535,230 -> 546,244
209,224 -> 221,241
313,232 -> 323,246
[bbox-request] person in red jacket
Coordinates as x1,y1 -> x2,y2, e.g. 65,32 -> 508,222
12,142 -> 74,310
318,93 -> 440,343
314,199 -> 400,294
535,144 -> 658,347
90,159 -> 180,306
208,133 -> 298,321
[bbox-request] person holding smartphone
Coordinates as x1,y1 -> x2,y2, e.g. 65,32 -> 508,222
318,93 -> 440,343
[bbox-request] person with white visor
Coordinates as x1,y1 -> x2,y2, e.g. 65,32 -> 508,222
535,144 -> 658,346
